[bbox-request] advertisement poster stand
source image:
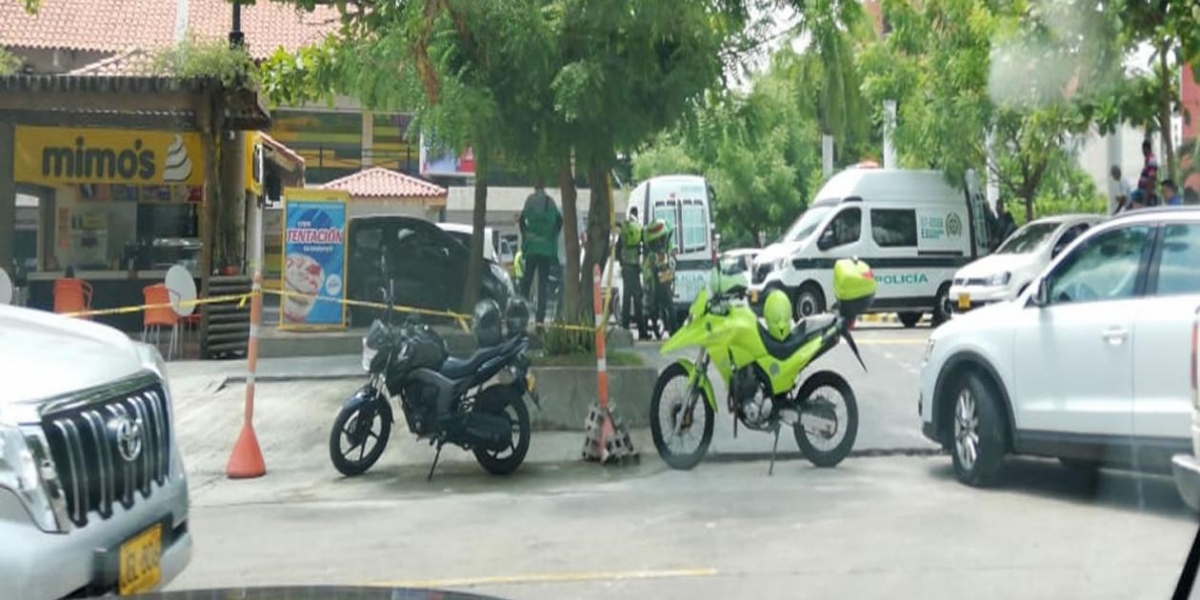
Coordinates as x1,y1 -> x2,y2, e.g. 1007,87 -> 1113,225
279,188 -> 349,330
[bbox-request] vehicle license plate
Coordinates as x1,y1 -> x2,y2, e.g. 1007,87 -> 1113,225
118,523 -> 162,595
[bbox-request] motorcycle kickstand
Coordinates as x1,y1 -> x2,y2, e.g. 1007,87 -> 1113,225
767,424 -> 781,477
427,440 -> 445,482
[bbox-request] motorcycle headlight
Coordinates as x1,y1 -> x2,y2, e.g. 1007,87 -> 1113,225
987,272 -> 1012,287
0,424 -> 59,532
361,338 -> 378,372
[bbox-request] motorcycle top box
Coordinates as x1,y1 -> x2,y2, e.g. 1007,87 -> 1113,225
833,258 -> 876,319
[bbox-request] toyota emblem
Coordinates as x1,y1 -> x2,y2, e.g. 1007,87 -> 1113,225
112,416 -> 144,462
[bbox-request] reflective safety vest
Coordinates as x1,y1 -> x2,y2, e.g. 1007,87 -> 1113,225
620,220 -> 643,266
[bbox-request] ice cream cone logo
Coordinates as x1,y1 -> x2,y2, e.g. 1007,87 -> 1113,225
163,135 -> 193,182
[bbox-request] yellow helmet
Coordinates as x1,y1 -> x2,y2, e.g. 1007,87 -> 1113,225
763,289 -> 792,341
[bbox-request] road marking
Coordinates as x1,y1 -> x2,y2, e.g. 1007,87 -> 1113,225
370,567 -> 719,588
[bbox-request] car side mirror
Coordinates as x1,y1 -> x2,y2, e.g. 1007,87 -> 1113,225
1031,278 -> 1050,307
817,229 -> 835,251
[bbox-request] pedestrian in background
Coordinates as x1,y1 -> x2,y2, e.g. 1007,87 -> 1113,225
995,201 -> 1017,243
1108,165 -> 1132,215
618,207 -> 647,339
1162,179 -> 1182,207
518,177 -> 563,330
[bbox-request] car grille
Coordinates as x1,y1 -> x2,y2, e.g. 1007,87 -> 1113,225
753,265 -> 772,285
953,277 -> 990,286
40,376 -> 171,527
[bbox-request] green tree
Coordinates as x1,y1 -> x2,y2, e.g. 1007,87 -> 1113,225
782,0 -> 872,167
1120,0 -> 1200,184
264,0 -> 751,319
859,0 -> 1123,221
635,51 -> 822,248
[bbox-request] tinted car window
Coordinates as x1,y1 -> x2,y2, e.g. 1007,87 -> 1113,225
822,207 -> 862,248
1153,223 -> 1200,297
871,209 -> 917,247
1048,225 -> 1151,305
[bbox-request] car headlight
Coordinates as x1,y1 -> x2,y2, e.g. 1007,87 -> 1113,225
136,342 -> 168,380
0,424 -> 58,531
774,258 -> 788,272
924,338 -> 936,363
987,272 -> 1012,287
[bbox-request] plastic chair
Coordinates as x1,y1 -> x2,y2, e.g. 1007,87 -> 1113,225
143,284 -> 180,360
53,278 -> 94,319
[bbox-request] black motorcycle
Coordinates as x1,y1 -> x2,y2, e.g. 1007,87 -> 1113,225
328,284 -> 539,480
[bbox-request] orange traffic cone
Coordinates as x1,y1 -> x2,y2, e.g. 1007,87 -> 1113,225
226,421 -> 266,478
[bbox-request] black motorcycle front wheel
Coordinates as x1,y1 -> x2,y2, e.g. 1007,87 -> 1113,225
329,392 -> 394,476
650,362 -> 715,470
472,386 -> 532,476
792,370 -> 858,468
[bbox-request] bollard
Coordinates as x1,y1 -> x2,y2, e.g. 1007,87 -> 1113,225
226,271 -> 266,478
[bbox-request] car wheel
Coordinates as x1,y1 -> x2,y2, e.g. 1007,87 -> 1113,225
898,312 -> 923,328
932,283 -> 953,326
949,372 -> 1006,487
795,283 -> 825,319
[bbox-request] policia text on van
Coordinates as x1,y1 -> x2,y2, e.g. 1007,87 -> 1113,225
748,167 -> 992,328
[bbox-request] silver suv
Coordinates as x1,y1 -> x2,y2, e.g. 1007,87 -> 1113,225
0,305 -> 192,599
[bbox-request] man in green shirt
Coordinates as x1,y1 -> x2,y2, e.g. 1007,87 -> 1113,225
519,177 -> 563,327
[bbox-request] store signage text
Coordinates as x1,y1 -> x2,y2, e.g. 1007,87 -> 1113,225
14,126 -> 205,186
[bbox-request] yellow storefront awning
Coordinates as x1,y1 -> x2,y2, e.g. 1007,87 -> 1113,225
14,125 -> 205,186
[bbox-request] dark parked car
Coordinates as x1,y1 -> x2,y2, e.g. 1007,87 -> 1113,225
347,216 -> 514,326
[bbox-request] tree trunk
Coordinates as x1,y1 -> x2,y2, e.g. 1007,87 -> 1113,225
1158,42 -> 1178,183
462,146 -> 488,313
581,162 -> 612,319
1022,192 -> 1035,222
558,156 -> 580,318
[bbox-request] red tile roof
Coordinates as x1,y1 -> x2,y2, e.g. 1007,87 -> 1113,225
67,48 -> 155,76
0,0 -> 339,60
322,167 -> 448,200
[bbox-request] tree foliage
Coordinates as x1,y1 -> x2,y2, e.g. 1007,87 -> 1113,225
0,47 -> 20,76
858,0 -> 1124,220
261,0 -> 751,317
635,52 -> 822,248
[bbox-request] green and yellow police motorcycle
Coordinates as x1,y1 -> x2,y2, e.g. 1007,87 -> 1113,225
651,258 -> 876,473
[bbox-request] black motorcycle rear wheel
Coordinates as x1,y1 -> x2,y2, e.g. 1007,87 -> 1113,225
792,371 -> 858,468
472,386 -> 531,475
329,393 -> 393,476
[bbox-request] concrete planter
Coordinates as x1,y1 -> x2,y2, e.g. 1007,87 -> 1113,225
530,365 -> 658,430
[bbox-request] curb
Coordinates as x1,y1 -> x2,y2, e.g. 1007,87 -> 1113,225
706,446 -> 945,463
859,313 -> 899,324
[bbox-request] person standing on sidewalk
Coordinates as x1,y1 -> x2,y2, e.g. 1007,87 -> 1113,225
1162,179 -> 1182,206
518,178 -> 563,329
618,207 -> 647,339
1109,165 -> 1132,215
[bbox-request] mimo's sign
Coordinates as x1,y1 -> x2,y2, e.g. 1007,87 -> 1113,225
14,126 -> 205,186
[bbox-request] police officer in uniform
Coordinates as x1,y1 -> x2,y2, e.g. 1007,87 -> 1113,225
619,207 -> 647,339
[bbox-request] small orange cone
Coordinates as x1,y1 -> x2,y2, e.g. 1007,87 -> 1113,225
225,421 -> 266,478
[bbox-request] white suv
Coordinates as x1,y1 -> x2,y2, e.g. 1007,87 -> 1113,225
0,306 -> 192,599
919,207 -> 1200,488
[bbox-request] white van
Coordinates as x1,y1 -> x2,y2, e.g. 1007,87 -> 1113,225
748,167 -> 991,326
626,175 -> 716,316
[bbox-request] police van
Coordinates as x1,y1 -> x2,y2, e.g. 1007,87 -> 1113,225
625,175 -> 716,316
748,166 -> 991,327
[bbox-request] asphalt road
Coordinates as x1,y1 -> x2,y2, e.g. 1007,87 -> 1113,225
169,454 -> 1197,600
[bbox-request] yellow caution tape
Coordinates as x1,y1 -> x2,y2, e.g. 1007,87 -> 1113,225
60,287 -> 601,335
62,293 -> 252,318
